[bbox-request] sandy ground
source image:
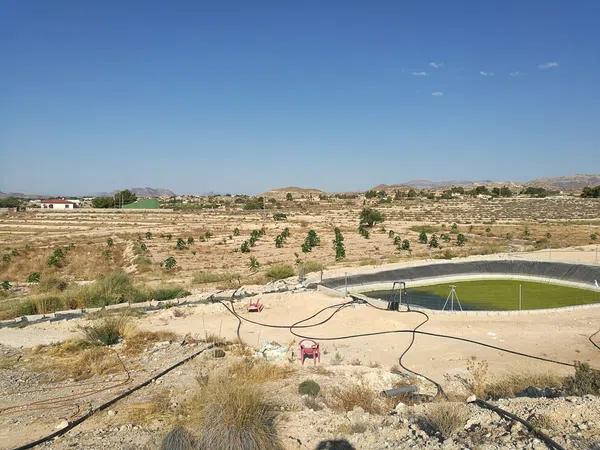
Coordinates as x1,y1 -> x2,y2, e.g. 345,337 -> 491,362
4,287 -> 597,383
140,290 -> 600,380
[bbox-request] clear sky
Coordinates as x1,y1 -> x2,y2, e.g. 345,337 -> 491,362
2,1 -> 599,195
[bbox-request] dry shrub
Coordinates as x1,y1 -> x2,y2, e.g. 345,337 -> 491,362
337,421 -> 369,434
203,333 -> 227,346
484,372 -> 562,400
528,413 -> 555,431
30,344 -> 122,380
303,396 -> 323,411
191,379 -> 283,450
563,362 -> 600,396
327,383 -> 385,414
227,358 -> 294,383
420,402 -> 469,439
81,315 -> 130,346
125,390 -> 173,425
159,426 -> 197,450
123,329 -> 177,355
465,360 -> 488,398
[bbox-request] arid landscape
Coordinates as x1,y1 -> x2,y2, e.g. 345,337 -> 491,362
1,193 -> 599,449
3,3 -> 600,449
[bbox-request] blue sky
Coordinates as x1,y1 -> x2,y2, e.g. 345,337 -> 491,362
1,1 -> 599,195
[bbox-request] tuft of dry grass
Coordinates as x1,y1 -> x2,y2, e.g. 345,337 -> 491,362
420,402 -> 469,439
29,343 -> 123,380
159,426 -> 197,450
337,421 -> 369,435
484,372 -> 562,400
125,390 -> 174,425
80,315 -> 130,346
189,378 -> 283,450
226,358 -> 294,383
528,413 -> 555,431
123,329 -> 177,355
327,383 -> 385,415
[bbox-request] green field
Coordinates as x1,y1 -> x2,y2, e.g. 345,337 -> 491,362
366,279 -> 600,311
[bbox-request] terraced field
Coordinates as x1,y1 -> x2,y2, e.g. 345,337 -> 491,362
0,197 -> 598,287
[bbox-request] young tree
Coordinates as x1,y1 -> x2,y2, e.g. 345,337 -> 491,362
358,224 -> 370,239
359,208 -> 384,227
275,234 -> 284,248
401,239 -> 411,251
429,234 -> 439,248
92,196 -> 115,208
240,241 -> 251,253
163,256 -> 177,270
106,237 -> 114,247
418,230 -> 428,244
306,230 -> 320,247
456,233 -> 466,246
145,231 -> 152,239
233,227 -> 240,236
249,256 -> 260,271
333,227 -> 346,261
286,192 -> 293,201
175,238 -> 187,250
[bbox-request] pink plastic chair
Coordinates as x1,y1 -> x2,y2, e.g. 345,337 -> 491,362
299,339 -> 320,365
247,298 -> 264,313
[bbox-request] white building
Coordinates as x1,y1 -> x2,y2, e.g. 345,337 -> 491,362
40,199 -> 78,210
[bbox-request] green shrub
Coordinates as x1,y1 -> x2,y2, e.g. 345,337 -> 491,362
1,280 -> 12,291
298,380 -> 320,396
163,256 -> 177,270
80,316 -> 128,346
358,224 -> 370,239
359,208 -> 384,227
265,264 -> 295,280
456,233 -> 466,246
429,234 -> 439,248
302,260 -> 324,274
240,241 -> 250,253
47,247 -> 68,268
150,287 -> 190,301
273,212 -> 287,221
418,230 -> 428,244
26,272 -> 41,283
333,227 -> 345,260
249,257 -> 260,272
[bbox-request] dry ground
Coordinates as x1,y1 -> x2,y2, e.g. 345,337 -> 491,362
1,197 -> 599,288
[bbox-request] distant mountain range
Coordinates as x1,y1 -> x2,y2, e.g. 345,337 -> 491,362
371,174 -> 600,193
2,174 -> 599,199
0,187 -> 176,199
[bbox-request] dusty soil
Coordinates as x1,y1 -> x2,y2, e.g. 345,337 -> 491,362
1,197 -> 598,286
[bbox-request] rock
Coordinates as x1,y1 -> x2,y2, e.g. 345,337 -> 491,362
394,402 -> 407,414
516,386 -> 561,398
255,342 -> 289,361
466,394 -> 477,403
347,406 -> 369,424
107,410 -> 116,417
55,419 -> 69,430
